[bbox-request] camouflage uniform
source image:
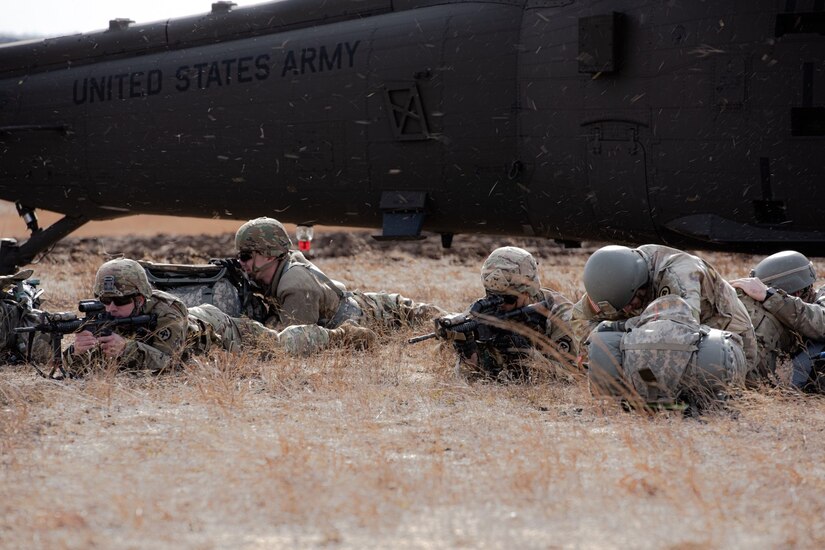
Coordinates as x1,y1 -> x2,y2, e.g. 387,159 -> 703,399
589,294 -> 749,408
187,303 -> 363,356
236,217 -> 442,331
440,246 -> 578,381
573,244 -> 758,371
63,289 -> 190,375
0,270 -> 52,365
743,290 -> 825,386
64,259 -> 374,375
260,250 -> 441,330
735,250 -> 825,387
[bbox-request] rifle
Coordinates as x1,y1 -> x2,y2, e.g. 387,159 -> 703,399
408,295 -> 548,344
14,299 -> 157,379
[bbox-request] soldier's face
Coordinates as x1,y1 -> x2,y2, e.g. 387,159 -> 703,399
795,286 -> 815,303
238,251 -> 254,272
623,287 -> 648,314
239,251 -> 264,278
498,293 -> 528,312
102,295 -> 142,318
240,252 -> 278,284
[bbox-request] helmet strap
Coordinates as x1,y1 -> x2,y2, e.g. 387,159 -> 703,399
587,294 -> 601,313
250,255 -> 280,282
131,295 -> 146,316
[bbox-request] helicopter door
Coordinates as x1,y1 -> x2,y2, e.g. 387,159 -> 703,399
583,119 -> 657,241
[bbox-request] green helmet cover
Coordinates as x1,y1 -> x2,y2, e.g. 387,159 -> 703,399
235,217 -> 292,257
94,258 -> 152,298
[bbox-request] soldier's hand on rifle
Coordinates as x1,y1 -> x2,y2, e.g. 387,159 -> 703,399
73,330 -> 98,355
432,315 -> 478,358
98,332 -> 127,358
434,316 -> 472,341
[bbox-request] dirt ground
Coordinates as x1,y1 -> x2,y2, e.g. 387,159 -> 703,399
2,212 -> 825,548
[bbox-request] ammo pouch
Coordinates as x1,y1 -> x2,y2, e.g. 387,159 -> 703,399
738,290 -> 783,379
139,261 -> 243,317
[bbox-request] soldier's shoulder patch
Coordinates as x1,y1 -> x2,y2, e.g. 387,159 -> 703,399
156,327 -> 172,341
658,286 -> 671,297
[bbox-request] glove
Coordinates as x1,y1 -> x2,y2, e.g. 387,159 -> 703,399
434,316 -> 479,358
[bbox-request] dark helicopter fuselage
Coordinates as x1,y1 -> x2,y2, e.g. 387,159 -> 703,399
0,0 -> 823,270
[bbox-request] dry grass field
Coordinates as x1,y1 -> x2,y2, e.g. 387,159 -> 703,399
2,211 -> 825,548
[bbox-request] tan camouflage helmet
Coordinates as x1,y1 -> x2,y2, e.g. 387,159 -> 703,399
235,217 -> 292,257
480,246 -> 542,299
94,258 -> 152,298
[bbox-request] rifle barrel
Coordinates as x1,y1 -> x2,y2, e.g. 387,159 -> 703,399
407,332 -> 437,344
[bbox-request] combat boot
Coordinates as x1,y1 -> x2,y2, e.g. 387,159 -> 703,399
329,321 -> 377,350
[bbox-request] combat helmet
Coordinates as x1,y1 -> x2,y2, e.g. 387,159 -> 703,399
751,250 -> 816,294
235,217 -> 292,257
94,258 -> 152,298
480,246 -> 542,300
583,245 -> 649,311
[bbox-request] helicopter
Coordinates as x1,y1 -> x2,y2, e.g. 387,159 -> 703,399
0,0 -> 823,274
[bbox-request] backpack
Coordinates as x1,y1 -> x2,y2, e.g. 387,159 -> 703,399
139,260 -> 268,320
621,295 -> 702,405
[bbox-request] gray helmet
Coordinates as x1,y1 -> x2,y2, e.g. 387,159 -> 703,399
480,246 -> 542,299
587,329 -> 629,399
235,217 -> 292,257
94,258 -> 152,299
583,245 -> 649,311
751,250 -> 816,293
690,328 -> 740,394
